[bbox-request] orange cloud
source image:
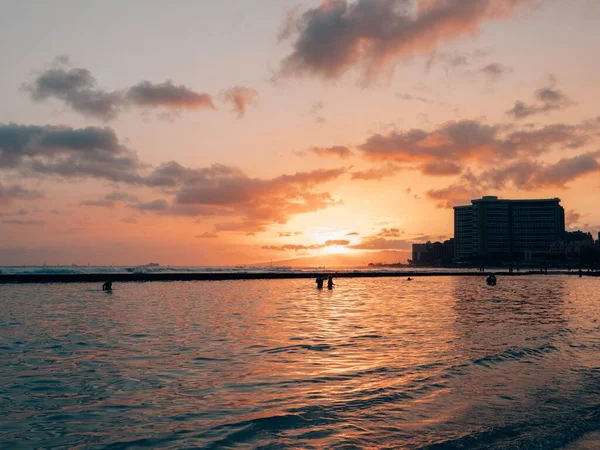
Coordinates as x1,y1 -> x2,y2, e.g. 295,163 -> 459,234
175,167 -> 347,232
358,119 -> 598,165
221,86 -> 259,117
351,163 -> 400,180
426,184 -> 481,209
378,228 -> 403,237
427,152 -> 600,208
307,146 -> 354,159
196,232 -> 218,239
420,160 -> 462,176
262,239 -> 349,252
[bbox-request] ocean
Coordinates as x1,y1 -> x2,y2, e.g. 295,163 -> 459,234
1,276 -> 599,449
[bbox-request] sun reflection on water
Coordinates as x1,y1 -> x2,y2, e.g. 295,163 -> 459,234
1,276 -> 600,448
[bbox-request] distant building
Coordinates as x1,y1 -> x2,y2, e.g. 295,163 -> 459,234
454,206 -> 474,261
412,239 -> 454,266
453,196 -> 565,261
565,231 -> 594,244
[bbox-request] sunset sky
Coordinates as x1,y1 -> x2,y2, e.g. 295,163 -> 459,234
1,0 -> 599,266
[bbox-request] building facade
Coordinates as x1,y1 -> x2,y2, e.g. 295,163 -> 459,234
454,206 -> 473,261
453,196 -> 565,261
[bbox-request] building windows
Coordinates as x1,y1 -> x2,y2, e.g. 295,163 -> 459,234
453,197 -> 565,261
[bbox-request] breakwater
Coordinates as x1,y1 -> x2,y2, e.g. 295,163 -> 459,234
0,270 -> 597,284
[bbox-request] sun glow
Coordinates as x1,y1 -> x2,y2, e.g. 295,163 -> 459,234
305,228 -> 360,256
323,245 -> 353,255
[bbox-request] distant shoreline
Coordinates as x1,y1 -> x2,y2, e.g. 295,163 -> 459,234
1,270 -> 598,284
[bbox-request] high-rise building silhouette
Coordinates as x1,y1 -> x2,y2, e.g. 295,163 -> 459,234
454,196 -> 565,261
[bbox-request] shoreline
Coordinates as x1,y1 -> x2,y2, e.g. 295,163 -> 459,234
0,270 -> 598,284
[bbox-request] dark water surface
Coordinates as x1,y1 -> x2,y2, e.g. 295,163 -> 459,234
1,276 -> 599,449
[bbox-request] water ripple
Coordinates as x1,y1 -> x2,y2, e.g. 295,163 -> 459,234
1,276 -> 599,448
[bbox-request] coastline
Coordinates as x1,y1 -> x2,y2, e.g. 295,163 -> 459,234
0,270 -> 598,284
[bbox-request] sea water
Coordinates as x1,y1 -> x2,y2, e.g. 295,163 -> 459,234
1,276 -> 599,449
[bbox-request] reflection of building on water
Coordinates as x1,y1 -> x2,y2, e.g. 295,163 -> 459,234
446,277 -> 600,447
452,277 -> 567,342
442,277 -> 570,436
450,276 -> 569,388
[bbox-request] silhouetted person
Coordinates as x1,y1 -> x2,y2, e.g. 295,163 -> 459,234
102,280 -> 113,291
578,269 -> 583,278
486,274 -> 497,286
315,276 -> 324,289
327,275 -> 335,290
407,277 -> 412,281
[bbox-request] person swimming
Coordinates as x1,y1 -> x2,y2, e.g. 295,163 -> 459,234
407,277 -> 412,281
102,280 -> 113,291
315,276 -> 324,289
327,275 -> 335,290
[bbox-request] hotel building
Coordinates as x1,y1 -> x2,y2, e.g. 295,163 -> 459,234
453,196 -> 565,261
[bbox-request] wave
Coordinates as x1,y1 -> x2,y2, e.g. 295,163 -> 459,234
196,358 -> 600,450
193,395 -> 600,449
419,403 -> 600,450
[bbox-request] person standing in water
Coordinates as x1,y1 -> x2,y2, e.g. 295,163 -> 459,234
315,276 -> 324,289
102,279 -> 113,291
327,275 -> 335,290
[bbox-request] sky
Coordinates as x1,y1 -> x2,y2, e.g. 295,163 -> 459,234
1,0 -> 600,266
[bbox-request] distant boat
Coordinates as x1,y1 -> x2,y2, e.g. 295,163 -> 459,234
145,263 -> 160,267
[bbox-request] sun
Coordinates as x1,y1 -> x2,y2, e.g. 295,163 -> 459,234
304,228 -> 360,255
323,246 -> 352,255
